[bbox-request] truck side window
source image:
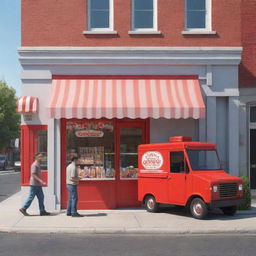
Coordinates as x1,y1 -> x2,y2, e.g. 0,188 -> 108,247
170,151 -> 186,173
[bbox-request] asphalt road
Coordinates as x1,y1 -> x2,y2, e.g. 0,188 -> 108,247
0,170 -> 20,202
0,233 -> 255,256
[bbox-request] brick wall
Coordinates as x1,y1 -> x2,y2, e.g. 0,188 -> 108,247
21,0 -> 241,47
239,0 -> 256,88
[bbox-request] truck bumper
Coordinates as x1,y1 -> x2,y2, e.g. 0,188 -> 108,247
208,198 -> 245,209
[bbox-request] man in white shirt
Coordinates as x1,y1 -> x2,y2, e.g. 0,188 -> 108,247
66,156 -> 82,217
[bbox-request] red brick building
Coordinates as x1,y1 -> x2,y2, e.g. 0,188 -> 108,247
18,0 -> 254,211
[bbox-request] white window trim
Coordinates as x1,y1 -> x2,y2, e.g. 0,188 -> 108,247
87,0 -> 114,32
184,0 -> 213,32
131,0 -> 158,32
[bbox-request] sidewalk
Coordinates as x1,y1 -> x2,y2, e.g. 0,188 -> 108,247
1,192 -> 256,234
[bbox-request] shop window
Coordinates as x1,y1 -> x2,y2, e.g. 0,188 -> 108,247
185,0 -> 211,31
88,0 -> 113,31
66,121 -> 115,180
120,127 -> 143,179
170,151 -> 187,173
37,130 -> 47,170
250,106 -> 256,123
132,0 -> 156,31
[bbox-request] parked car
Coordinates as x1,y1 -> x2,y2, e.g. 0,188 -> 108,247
0,155 -> 8,170
14,160 -> 21,172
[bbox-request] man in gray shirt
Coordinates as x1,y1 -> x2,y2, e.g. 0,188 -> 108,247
19,153 -> 50,216
66,156 -> 82,217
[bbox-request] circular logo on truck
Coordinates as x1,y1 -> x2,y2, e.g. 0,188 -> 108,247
142,151 -> 163,170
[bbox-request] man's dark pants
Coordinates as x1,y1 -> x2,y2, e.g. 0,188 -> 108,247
67,184 -> 78,214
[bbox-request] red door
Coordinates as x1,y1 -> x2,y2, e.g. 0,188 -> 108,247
168,151 -> 188,205
116,121 -> 149,208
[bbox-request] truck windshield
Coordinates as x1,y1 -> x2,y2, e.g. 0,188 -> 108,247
187,150 -> 221,171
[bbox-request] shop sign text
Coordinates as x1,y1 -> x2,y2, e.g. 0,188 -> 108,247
75,130 -> 104,138
142,151 -> 163,170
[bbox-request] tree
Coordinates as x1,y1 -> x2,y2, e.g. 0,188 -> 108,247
0,80 -> 20,150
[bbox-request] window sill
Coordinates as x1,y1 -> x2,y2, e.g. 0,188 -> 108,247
128,30 -> 162,35
83,30 -> 118,35
182,30 -> 217,35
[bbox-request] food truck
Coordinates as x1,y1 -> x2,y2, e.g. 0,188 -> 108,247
138,136 -> 245,219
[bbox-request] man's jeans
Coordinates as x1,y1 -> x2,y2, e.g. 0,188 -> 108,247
67,184 -> 78,214
22,186 -> 46,213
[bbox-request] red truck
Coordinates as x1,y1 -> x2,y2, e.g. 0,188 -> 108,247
138,136 -> 244,219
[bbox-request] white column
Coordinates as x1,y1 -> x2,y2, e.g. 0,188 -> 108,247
228,97 -> 239,176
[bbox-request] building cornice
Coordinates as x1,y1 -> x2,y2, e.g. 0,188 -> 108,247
18,46 -> 243,66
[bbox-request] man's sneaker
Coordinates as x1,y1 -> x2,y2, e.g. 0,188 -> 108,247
19,208 -> 29,216
66,213 -> 71,216
71,213 -> 83,217
40,211 -> 51,216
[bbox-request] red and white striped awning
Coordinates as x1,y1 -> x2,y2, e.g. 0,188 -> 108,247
47,78 -> 205,119
16,96 -> 38,114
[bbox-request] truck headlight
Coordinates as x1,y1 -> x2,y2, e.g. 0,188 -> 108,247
213,185 -> 218,193
238,184 -> 243,191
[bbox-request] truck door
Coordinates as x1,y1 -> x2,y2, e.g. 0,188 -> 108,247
168,151 -> 189,205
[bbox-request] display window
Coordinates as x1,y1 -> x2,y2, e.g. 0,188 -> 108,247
66,120 -> 115,180
120,127 -> 143,179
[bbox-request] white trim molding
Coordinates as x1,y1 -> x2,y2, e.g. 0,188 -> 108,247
18,46 -> 242,66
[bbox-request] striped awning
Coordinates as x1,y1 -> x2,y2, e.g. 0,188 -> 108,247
47,78 -> 205,119
16,96 -> 38,114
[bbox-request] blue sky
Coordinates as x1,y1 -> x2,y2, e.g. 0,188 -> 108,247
0,0 -> 21,96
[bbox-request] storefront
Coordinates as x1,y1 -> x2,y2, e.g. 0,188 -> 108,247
17,47 -> 242,210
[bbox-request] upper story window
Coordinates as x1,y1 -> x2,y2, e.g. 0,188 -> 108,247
132,0 -> 157,31
185,0 -> 211,31
88,0 -> 113,31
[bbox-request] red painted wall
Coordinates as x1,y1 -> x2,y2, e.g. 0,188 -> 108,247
239,0 -> 256,88
21,0 -> 241,47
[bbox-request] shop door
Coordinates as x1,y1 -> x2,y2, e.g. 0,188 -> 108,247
250,130 -> 256,189
116,122 -> 148,208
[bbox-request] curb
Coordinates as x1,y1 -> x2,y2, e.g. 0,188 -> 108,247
1,227 -> 256,235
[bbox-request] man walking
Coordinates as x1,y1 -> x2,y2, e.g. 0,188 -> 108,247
19,153 -> 50,216
66,156 -> 82,217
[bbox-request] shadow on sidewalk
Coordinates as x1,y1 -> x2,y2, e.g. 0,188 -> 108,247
157,205 -> 256,220
83,213 -> 107,217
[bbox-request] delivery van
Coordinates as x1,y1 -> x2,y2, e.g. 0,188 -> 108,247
138,136 -> 245,219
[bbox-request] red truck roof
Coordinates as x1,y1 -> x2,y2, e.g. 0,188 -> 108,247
138,137 -> 216,151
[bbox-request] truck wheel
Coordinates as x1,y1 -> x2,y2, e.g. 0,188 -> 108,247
145,195 -> 159,213
190,198 -> 208,219
221,206 -> 237,216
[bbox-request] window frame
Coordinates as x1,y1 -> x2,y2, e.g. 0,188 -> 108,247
131,0 -> 158,32
170,151 -> 189,174
185,0 -> 212,32
87,0 -> 114,32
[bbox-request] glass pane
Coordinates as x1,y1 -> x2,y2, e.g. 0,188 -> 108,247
170,152 -> 185,173
90,11 -> 109,28
134,0 -> 153,10
120,127 -> 143,179
37,130 -> 47,170
187,11 -> 206,28
250,107 -> 256,122
134,10 -> 153,28
66,121 -> 115,179
91,0 -> 109,10
187,150 -> 221,170
187,0 -> 205,10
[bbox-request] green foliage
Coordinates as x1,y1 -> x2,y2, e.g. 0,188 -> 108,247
0,80 -> 20,150
238,176 -> 251,210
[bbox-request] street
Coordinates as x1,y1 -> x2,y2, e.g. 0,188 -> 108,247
0,233 -> 255,256
0,170 -> 20,202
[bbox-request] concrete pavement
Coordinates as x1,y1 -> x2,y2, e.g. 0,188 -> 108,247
0,192 -> 256,234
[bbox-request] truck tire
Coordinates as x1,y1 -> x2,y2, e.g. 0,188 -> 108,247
145,195 -> 159,213
190,198 -> 208,219
221,206 -> 237,216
